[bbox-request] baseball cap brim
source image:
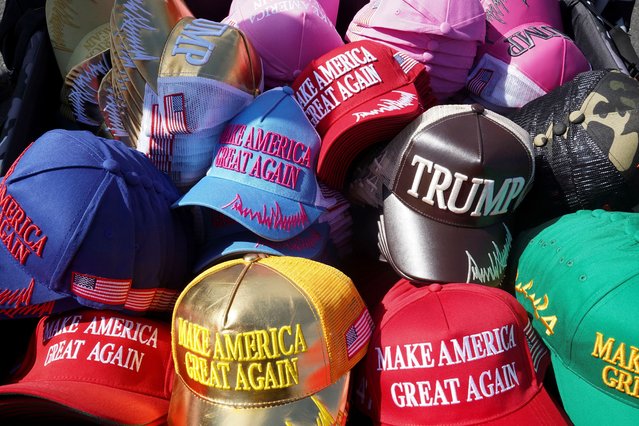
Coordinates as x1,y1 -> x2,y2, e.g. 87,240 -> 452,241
175,176 -> 325,241
193,222 -> 331,273
550,352 -> 639,424
168,371 -> 351,424
379,191 -> 512,286
0,380 -> 168,425
318,82 -> 427,189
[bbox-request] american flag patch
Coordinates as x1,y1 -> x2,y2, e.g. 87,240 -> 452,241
524,320 -> 548,374
346,309 -> 374,359
164,93 -> 190,135
125,288 -> 179,312
149,103 -> 174,174
393,52 -> 419,74
467,68 -> 494,95
71,273 -> 131,305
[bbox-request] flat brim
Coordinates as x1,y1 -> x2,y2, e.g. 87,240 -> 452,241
175,176 -> 325,241
0,380 -> 168,425
380,192 -> 512,287
318,82 -> 430,189
168,372 -> 350,425
551,353 -> 639,424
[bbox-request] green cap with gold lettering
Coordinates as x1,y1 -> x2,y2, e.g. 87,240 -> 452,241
514,209 -> 639,424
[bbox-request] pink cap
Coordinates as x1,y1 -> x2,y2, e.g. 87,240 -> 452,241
224,0 -> 344,88
349,0 -> 486,42
467,23 -> 591,110
317,0 -> 339,24
480,0 -> 564,43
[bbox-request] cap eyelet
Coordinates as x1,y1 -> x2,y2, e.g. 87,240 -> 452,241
579,274 -> 588,282
566,260 -> 574,267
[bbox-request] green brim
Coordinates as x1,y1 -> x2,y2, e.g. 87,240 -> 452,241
551,353 -> 639,425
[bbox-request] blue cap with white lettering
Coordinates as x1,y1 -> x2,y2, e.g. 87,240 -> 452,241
174,87 -> 328,241
376,104 -> 534,286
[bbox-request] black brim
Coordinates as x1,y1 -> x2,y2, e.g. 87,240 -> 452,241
380,192 -> 512,286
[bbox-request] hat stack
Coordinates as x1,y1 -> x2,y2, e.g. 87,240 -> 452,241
345,0 -> 487,101
105,0 -> 263,191
223,0 -> 344,88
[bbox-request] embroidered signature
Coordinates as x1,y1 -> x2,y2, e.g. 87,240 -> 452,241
352,91 -> 416,122
222,194 -> 309,232
465,224 -> 512,284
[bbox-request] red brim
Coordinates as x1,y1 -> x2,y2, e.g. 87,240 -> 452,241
0,380 -> 169,425
318,81 -> 436,189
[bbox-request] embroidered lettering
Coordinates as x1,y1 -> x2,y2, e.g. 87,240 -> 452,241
119,0 -> 159,61
171,19 -> 227,66
514,278 -> 557,335
593,332 -> 639,398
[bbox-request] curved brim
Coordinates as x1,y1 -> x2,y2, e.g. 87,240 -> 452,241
0,380 -> 168,425
380,192 -> 512,286
168,372 -> 350,425
318,82 -> 426,189
194,222 -> 330,273
551,353 -> 639,424
175,176 -> 325,241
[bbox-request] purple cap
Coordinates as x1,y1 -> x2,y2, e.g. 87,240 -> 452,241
0,130 -> 193,319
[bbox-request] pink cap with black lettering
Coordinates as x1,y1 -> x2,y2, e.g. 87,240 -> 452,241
467,23 -> 591,111
291,40 -> 436,190
0,309 -> 173,425
354,279 -> 569,425
480,0 -> 564,43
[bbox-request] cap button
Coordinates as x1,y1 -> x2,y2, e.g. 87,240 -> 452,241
422,52 -> 434,62
292,69 -> 301,78
439,22 -> 452,34
427,40 -> 439,51
471,103 -> 484,114
102,159 -> 120,174
282,86 -> 294,96
552,122 -> 567,136
428,283 -> 443,292
243,253 -> 269,262
568,111 -> 585,124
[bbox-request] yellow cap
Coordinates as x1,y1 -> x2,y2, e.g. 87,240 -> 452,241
169,255 -> 373,425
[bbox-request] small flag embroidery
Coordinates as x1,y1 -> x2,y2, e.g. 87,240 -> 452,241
148,103 -> 174,174
393,52 -> 419,74
164,93 -> 190,134
71,273 -> 131,305
346,309 -> 374,359
467,68 -> 493,95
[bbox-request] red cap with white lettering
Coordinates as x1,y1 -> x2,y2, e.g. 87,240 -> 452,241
374,104 -> 534,287
0,309 -> 174,425
291,40 -> 437,190
354,279 -> 569,425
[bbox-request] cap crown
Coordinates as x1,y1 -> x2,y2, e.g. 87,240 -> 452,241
381,105 -> 534,228
171,256 -> 371,406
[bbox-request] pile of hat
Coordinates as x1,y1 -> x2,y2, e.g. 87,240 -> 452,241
0,0 -> 638,424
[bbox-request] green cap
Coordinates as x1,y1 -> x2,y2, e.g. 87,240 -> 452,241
514,209 -> 639,425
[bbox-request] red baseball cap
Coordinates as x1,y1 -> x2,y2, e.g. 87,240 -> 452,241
354,279 -> 570,425
0,309 -> 174,425
292,40 -> 437,189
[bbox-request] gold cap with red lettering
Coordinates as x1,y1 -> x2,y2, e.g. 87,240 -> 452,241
169,255 -> 373,425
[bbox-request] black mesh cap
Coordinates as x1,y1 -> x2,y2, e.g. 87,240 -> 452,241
508,69 -> 639,231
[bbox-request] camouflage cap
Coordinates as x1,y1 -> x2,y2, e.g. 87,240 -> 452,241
508,70 -> 639,230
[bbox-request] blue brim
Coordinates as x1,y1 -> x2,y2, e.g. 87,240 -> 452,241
174,176 -> 325,241
193,222 -> 331,273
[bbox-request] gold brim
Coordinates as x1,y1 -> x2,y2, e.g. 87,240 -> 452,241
168,372 -> 350,426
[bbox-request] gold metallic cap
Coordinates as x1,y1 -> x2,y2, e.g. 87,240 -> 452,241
46,0 -> 115,75
111,0 -> 192,91
169,256 -> 372,425
97,68 -> 133,145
